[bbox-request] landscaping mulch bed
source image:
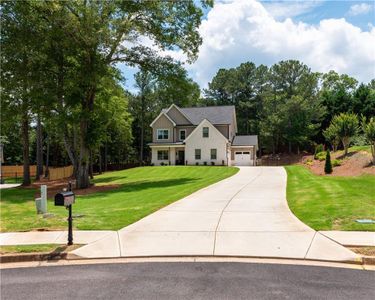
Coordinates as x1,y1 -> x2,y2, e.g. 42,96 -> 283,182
29,178 -> 120,198
303,151 -> 375,176
349,247 -> 375,257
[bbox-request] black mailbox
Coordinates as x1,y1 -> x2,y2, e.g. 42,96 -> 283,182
55,191 -> 75,207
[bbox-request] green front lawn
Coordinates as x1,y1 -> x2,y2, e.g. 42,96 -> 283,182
286,165 -> 375,231
0,166 -> 238,232
0,244 -> 61,254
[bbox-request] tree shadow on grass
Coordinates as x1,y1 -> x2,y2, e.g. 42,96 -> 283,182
0,187 -> 36,204
93,176 -> 129,184
0,178 -> 198,204
81,177 -> 198,199
336,151 -> 358,160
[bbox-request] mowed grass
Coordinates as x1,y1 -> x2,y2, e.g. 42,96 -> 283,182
0,244 -> 60,254
286,165 -> 375,231
0,166 -> 238,232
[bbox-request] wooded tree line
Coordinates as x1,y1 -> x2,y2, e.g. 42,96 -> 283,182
1,0 -> 211,188
203,61 -> 375,155
1,1 -> 374,189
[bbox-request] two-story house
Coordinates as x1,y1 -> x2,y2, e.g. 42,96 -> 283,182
148,104 -> 258,166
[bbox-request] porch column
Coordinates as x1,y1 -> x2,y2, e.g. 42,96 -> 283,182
169,148 -> 176,165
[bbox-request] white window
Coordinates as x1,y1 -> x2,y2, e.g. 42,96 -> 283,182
202,127 -> 209,138
157,150 -> 169,160
157,129 -> 169,140
211,149 -> 217,160
195,149 -> 201,160
179,129 -> 186,140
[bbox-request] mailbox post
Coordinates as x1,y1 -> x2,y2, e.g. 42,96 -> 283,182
54,182 -> 75,245
67,182 -> 73,245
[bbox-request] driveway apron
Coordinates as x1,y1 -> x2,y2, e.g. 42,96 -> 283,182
72,167 -> 360,262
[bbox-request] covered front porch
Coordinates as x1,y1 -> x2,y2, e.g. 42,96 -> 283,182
149,144 -> 185,166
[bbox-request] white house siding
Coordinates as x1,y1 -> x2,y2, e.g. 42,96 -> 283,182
185,119 -> 229,166
151,147 -> 177,166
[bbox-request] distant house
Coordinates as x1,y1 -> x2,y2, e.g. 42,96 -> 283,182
148,104 -> 258,166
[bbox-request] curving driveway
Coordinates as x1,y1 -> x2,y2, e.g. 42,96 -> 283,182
73,167 -> 360,262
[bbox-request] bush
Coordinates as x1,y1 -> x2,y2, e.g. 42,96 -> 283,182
351,134 -> 367,146
150,163 -> 154,166
332,159 -> 342,167
324,150 -> 333,174
315,151 -> 326,161
160,162 -> 164,166
211,161 -> 215,166
195,162 -> 199,166
203,161 -> 207,166
314,144 -> 324,158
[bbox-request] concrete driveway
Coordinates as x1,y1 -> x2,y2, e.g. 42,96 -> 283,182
73,167 -> 360,262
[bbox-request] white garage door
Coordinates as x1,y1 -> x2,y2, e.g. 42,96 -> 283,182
234,151 -> 252,166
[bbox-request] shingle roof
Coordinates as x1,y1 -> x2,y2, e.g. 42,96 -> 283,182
177,106 -> 235,125
232,135 -> 258,146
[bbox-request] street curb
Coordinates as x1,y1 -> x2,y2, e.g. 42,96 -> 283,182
2,253 -> 373,266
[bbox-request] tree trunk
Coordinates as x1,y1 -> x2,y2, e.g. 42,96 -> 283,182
139,94 -> 145,164
288,141 -> 292,154
62,132 -> 77,178
98,148 -> 102,174
44,136 -> 50,178
342,137 -> 349,156
89,149 -> 94,180
77,118 -> 90,189
371,142 -> 375,165
21,111 -> 31,186
77,90 -> 95,189
35,114 -> 43,180
104,141 -> 108,172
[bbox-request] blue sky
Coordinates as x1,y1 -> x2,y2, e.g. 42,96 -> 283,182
119,0 -> 375,93
272,0 -> 374,29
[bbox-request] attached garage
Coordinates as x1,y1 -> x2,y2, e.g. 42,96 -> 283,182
234,151 -> 253,166
230,136 -> 258,166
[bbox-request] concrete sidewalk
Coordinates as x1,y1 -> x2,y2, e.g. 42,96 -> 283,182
0,183 -> 21,190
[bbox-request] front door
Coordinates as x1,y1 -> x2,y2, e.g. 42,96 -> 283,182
176,150 -> 185,165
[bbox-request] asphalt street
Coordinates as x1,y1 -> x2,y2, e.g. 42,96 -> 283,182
1,262 -> 374,300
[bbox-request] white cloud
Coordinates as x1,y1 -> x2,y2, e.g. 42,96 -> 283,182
348,3 -> 372,16
262,0 -> 323,20
185,0 -> 375,87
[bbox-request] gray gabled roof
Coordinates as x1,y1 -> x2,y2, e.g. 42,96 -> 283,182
177,106 -> 235,125
232,135 -> 258,146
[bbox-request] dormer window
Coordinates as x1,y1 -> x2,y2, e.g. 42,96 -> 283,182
157,129 -> 169,140
203,127 -> 209,138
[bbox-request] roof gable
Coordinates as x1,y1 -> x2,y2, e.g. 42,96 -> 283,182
150,112 -> 176,128
165,104 -> 192,125
184,119 -> 229,143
